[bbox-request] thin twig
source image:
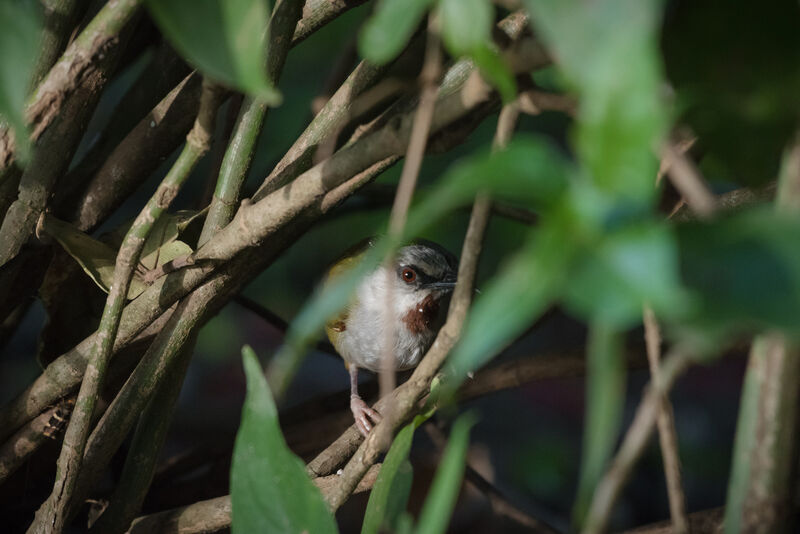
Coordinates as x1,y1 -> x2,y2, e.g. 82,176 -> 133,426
380,14 -> 443,429
661,141 -> 716,218
643,307 -> 689,534
582,351 -> 692,534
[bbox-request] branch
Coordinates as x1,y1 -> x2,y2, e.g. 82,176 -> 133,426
125,465 -> 380,534
194,37 -> 547,264
661,141 -> 716,219
30,80 -> 225,534
0,0 -> 142,173
0,18 -> 137,267
0,11 -> 542,449
87,5 -> 304,531
643,308 -> 688,534
582,351 -> 692,534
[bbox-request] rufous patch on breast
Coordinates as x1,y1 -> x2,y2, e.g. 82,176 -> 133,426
402,294 -> 440,335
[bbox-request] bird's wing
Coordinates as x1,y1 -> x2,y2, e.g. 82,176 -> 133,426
323,238 -> 374,355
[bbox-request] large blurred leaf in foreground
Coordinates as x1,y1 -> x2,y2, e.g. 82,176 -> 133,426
232,346 -> 337,534
0,1 -> 41,163
663,0 -> 800,187
359,0 -> 433,65
677,209 -> 800,337
564,220 -> 688,327
146,0 -> 281,102
525,0 -> 667,207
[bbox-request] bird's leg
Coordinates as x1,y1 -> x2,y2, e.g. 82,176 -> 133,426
349,365 -> 381,436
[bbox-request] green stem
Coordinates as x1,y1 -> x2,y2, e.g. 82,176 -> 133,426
28,80 -> 223,534
201,0 -> 303,244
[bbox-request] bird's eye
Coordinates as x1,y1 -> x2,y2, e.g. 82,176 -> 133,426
401,268 -> 417,283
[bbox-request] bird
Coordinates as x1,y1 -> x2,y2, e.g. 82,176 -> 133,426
324,238 -> 458,436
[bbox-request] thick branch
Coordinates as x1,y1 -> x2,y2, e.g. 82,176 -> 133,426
0,0 -> 142,172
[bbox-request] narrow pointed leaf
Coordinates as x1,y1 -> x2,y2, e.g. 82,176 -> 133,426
415,414 -> 475,534
359,0 -> 433,65
145,0 -> 281,102
0,1 -> 41,163
232,346 -> 338,534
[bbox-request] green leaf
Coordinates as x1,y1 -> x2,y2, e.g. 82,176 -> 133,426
415,414 -> 475,534
362,414 -> 429,534
0,1 -> 41,163
42,214 -> 194,300
563,222 -> 688,327
677,209 -> 800,335
572,322 -> 626,528
471,44 -> 517,104
444,220 -> 574,392
439,0 -> 492,58
232,346 -> 338,534
524,0 -> 667,206
145,0 -> 281,102
359,0 -> 434,65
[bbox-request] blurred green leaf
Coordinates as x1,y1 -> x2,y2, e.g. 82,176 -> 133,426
0,1 -> 41,163
564,222 -> 688,327
362,414 -> 429,534
663,0 -> 800,186
572,322 -> 625,528
145,0 -> 281,102
471,44 -> 517,104
444,221 -> 574,391
415,414 -> 475,534
677,209 -> 800,335
439,0 -> 492,58
232,346 -> 338,534
359,0 -> 433,65
525,0 -> 667,206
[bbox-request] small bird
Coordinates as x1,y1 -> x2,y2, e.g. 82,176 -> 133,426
324,239 -> 458,436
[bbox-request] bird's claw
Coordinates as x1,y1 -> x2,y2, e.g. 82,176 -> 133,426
351,396 -> 381,437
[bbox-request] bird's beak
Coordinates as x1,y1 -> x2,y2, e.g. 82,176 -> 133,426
424,272 -> 457,292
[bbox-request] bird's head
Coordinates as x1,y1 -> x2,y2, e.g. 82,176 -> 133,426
360,240 -> 458,336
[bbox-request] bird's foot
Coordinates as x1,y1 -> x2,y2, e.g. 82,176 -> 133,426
350,396 -> 381,437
